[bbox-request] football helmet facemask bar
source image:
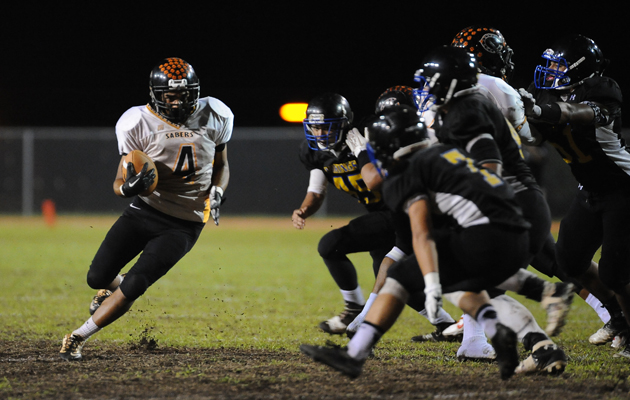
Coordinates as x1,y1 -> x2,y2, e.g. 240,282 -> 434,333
149,58 -> 200,123
303,93 -> 353,151
413,47 -> 479,110
534,34 -> 607,90
366,105 -> 430,177
451,26 -> 514,82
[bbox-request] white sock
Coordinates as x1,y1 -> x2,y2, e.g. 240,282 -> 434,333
585,294 -> 611,324
106,274 -> 125,291
341,287 -> 366,306
476,306 -> 499,339
418,308 -> 456,325
462,313 -> 485,342
72,317 -> 101,340
347,323 -> 382,361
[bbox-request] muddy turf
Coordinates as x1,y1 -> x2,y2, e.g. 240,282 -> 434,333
2,336 -> 630,400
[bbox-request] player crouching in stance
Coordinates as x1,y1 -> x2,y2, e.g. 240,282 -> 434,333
300,105 -> 567,379
60,57 -> 232,361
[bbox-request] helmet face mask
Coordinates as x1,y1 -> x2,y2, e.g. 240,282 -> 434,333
412,75 -> 437,113
149,58 -> 200,123
534,50 -> 571,89
303,93 -> 353,151
533,34 -> 606,90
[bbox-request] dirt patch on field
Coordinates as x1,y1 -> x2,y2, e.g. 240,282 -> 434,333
1,339 -> 628,400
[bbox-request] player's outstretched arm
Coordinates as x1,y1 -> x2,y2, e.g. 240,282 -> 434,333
292,191 -> 325,230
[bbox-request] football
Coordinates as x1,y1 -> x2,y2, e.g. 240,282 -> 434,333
122,150 -> 158,195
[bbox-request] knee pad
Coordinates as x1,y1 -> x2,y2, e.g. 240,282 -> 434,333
119,274 -> 151,301
317,228 -> 345,259
380,277 -> 410,304
86,269 -> 117,290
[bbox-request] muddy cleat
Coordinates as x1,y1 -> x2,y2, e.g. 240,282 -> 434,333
89,289 -> 112,315
319,302 -> 363,335
411,321 -> 462,343
613,343 -> 630,358
590,318 -> 629,345
59,333 -> 85,361
457,337 -> 496,362
300,343 -> 364,378
612,334 -> 627,349
515,339 -> 567,375
541,282 -> 575,337
491,323 -> 518,380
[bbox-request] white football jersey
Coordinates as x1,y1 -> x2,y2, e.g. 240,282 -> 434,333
421,74 -> 534,145
476,74 -> 534,144
115,97 -> 233,223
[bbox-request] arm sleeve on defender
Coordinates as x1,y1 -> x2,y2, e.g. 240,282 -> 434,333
306,169 -> 327,194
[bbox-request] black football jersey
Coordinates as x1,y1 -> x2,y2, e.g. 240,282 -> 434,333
435,92 -> 539,193
528,76 -> 629,193
383,144 -> 529,231
298,141 -> 386,212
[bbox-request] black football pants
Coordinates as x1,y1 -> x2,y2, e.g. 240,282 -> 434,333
87,198 -> 205,301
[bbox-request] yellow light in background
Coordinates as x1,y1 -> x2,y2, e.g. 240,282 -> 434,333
279,103 -> 308,123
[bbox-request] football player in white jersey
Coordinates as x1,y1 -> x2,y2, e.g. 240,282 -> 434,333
60,57 -> 233,361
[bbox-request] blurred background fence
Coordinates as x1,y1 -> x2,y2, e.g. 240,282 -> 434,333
3,126 -> 627,219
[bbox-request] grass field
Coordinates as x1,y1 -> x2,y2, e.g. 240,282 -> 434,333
1,215 -> 630,399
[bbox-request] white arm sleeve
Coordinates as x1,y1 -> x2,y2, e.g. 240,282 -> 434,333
307,169 -> 327,195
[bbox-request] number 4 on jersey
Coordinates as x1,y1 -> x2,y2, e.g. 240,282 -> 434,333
173,144 -> 197,178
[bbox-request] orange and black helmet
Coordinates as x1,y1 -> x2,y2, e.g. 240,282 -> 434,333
451,26 -> 514,82
149,57 -> 200,123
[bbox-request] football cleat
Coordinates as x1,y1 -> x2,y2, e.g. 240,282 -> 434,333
300,343 -> 364,379
89,289 -> 113,315
515,339 -> 567,375
589,317 -> 629,345
59,333 -> 85,361
612,334 -> 628,349
457,337 -> 497,362
491,323 -> 519,380
541,282 -> 575,336
319,302 -> 364,335
613,343 -> 630,359
411,321 -> 462,343
442,316 -> 464,337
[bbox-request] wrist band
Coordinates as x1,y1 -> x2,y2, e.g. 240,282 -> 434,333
538,103 -> 562,124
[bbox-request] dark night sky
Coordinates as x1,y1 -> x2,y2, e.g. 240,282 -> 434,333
2,3 -> 626,128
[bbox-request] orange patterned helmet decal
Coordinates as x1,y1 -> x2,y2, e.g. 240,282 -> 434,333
158,58 -> 192,80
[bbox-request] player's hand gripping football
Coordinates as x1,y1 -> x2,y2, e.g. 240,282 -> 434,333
121,162 -> 156,198
423,272 -> 443,324
345,127 -> 368,158
210,186 -> 224,226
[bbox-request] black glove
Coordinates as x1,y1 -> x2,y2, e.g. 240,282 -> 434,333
210,186 -> 224,226
120,162 -> 156,197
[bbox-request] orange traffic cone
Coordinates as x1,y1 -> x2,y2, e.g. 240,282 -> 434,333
42,199 -> 57,227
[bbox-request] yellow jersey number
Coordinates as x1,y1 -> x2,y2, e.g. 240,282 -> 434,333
441,148 -> 503,187
333,174 -> 381,204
